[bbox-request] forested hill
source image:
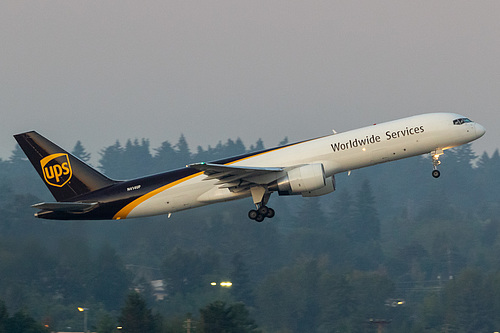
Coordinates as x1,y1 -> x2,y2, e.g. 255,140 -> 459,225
1,135 -> 499,333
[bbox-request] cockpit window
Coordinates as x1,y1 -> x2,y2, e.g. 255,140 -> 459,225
453,118 -> 472,125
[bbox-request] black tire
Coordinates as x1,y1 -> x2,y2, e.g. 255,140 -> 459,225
266,207 -> 275,218
432,170 -> 441,178
258,206 -> 269,216
255,214 -> 265,222
248,209 -> 258,220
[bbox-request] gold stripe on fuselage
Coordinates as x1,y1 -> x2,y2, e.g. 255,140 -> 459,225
113,172 -> 202,219
112,139 -> 313,219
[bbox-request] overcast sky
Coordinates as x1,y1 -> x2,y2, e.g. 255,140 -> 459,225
1,1 -> 498,164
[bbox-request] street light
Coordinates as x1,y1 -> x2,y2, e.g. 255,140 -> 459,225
78,307 -> 89,333
210,281 -> 232,287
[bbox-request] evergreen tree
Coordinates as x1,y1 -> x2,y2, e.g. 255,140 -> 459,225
255,258 -> 328,332
72,140 -> 91,162
122,138 -> 153,177
193,145 -> 210,165
349,179 -> 383,270
0,300 -> 7,333
206,141 -> 226,161
91,243 -> 131,311
8,145 -> 27,163
234,138 -> 246,154
295,197 -> 325,228
162,247 -> 219,295
99,140 -> 124,178
175,134 -> 191,165
353,179 -> 380,242
476,151 -> 490,170
199,301 -> 260,333
475,149 -> 500,205
489,149 -> 500,169
451,143 -> 476,167
443,269 -> 492,332
154,140 -> 178,171
331,189 -> 356,237
349,271 -> 395,324
224,138 -> 246,157
118,291 -> 156,333
248,139 -> 264,152
317,273 -> 357,332
96,313 -> 117,333
396,241 -> 431,282
230,253 -> 253,306
4,310 -> 49,333
6,145 -> 36,195
441,144 -> 478,205
278,137 -> 289,146
54,237 -> 92,303
286,198 -> 339,261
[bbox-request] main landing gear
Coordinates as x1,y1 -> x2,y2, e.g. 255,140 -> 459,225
248,205 -> 275,222
248,186 -> 275,222
431,149 -> 443,178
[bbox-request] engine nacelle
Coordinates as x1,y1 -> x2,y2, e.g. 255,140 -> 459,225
301,175 -> 335,197
269,163 -> 331,196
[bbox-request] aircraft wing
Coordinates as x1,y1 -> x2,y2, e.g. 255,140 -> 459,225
189,162 -> 283,190
32,202 -> 99,212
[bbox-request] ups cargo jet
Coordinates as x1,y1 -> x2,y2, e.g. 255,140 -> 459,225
14,113 -> 485,222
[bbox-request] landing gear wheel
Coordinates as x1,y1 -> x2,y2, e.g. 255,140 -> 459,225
248,209 -> 258,220
258,206 -> 269,216
255,214 -> 265,222
249,187 -> 275,222
432,169 -> 441,178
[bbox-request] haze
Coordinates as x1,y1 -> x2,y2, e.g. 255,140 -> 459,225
1,1 -> 498,162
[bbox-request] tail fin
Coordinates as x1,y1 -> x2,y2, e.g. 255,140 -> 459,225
14,131 -> 117,202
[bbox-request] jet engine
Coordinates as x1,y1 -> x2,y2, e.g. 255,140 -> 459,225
269,163 -> 335,197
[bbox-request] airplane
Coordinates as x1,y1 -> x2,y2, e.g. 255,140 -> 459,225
14,112 -> 485,222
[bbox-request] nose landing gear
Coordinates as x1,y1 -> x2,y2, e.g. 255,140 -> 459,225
431,150 -> 443,178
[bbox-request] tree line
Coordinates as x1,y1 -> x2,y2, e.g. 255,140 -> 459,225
0,134 -> 499,332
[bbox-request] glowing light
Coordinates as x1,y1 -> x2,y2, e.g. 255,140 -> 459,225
220,281 -> 232,287
211,282 -> 217,286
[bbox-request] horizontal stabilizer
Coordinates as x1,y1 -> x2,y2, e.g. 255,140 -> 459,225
32,202 -> 99,212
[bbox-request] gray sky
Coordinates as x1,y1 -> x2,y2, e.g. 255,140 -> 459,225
1,1 -> 498,164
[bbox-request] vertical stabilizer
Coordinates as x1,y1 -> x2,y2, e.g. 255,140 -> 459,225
14,131 -> 117,202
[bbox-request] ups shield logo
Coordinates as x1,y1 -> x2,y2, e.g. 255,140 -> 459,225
40,153 -> 72,187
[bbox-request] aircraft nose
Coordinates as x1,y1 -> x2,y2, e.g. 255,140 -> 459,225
475,123 -> 486,138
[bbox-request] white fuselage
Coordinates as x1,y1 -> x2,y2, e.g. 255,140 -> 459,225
123,113 -> 485,219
